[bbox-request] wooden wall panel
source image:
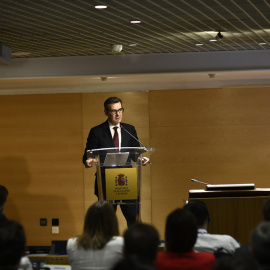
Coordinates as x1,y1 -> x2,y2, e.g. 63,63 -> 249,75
1,85 -> 270,246
0,94 -> 84,246
81,92 -> 151,234
149,87 -> 270,241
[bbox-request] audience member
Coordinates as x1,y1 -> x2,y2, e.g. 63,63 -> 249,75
213,255 -> 254,270
262,196 -> 270,221
234,196 -> 270,269
250,221 -> 270,270
112,255 -> 157,270
0,185 -> 32,270
184,200 -> 240,255
0,220 -> 27,270
67,201 -> 123,270
123,223 -> 159,263
0,185 -> 8,222
155,208 -> 215,270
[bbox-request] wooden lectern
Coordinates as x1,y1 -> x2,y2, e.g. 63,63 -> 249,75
189,188 -> 270,244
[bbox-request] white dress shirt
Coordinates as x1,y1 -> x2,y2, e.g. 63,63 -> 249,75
194,228 -> 240,254
67,236 -> 124,270
108,122 -> 122,148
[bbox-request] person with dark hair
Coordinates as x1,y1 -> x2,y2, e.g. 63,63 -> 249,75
155,208 -> 215,270
0,185 -> 32,270
82,96 -> 149,227
234,196 -> 270,269
0,185 -> 8,222
263,196 -> 270,221
0,220 -> 27,270
213,255 -> 255,270
123,223 -> 159,263
67,201 -> 123,270
112,255 -> 157,270
184,200 -> 239,254
250,221 -> 270,269
113,223 -> 159,270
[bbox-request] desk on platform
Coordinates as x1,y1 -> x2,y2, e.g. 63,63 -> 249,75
189,188 -> 270,244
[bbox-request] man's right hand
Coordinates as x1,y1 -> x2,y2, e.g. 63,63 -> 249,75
85,158 -> 97,168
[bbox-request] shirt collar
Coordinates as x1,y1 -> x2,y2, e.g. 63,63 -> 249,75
198,228 -> 208,234
108,121 -> 120,129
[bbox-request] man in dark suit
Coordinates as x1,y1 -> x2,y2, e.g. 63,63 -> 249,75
83,97 -> 149,227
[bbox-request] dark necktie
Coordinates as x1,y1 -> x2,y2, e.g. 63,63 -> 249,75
113,126 -> 119,148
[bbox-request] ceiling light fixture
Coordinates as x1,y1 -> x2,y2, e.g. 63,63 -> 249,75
259,42 -> 267,45
195,43 -> 203,46
215,31 -> 223,40
95,5 -> 107,9
130,20 -> 141,24
208,74 -> 216,78
111,44 -> 123,53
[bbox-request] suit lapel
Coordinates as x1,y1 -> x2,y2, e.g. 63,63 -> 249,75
120,123 -> 128,147
101,121 -> 115,147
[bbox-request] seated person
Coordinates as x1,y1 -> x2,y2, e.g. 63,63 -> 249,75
155,208 -> 215,270
112,256 -> 157,270
213,255 -> 254,270
122,222 -> 159,265
184,200 -> 240,254
250,221 -> 270,269
234,196 -> 270,269
0,220 -> 27,270
67,201 -> 123,270
0,185 -> 32,270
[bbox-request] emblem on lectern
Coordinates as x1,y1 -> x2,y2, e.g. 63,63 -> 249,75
115,174 -> 128,186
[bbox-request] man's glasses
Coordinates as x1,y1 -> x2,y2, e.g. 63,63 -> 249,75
108,108 -> 124,115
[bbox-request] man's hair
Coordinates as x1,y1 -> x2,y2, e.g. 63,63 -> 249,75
112,255 -> 157,270
123,223 -> 159,262
165,208 -> 198,253
0,220 -> 26,268
0,185 -> 8,207
251,221 -> 270,266
104,97 -> 123,111
263,197 -> 270,221
183,200 -> 211,227
77,201 -> 119,250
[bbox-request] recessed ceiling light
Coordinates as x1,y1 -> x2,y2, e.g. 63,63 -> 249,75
95,5 -> 107,9
259,42 -> 267,45
129,44 -> 137,46
130,20 -> 141,24
209,39 -> 217,42
195,43 -> 203,46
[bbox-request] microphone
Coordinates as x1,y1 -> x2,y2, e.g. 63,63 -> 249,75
120,125 -> 146,148
191,179 -> 210,185
120,125 -> 151,164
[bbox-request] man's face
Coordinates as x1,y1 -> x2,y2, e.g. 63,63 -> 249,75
105,102 -> 123,125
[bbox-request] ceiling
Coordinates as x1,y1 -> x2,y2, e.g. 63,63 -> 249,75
1,0 -> 270,58
1,0 -> 270,95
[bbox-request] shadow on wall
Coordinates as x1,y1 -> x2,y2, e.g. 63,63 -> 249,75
0,156 -> 77,246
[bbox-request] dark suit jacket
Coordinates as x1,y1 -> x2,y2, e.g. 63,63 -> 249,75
82,120 -> 140,197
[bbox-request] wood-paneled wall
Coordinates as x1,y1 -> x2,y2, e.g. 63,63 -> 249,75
149,87 -> 270,241
0,94 -> 85,246
1,86 -> 270,246
1,92 -> 150,245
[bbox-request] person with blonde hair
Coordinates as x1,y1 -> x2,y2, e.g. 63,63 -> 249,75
67,201 -> 123,270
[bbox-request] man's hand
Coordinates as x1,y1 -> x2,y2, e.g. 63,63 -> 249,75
141,157 -> 150,166
85,158 -> 97,168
